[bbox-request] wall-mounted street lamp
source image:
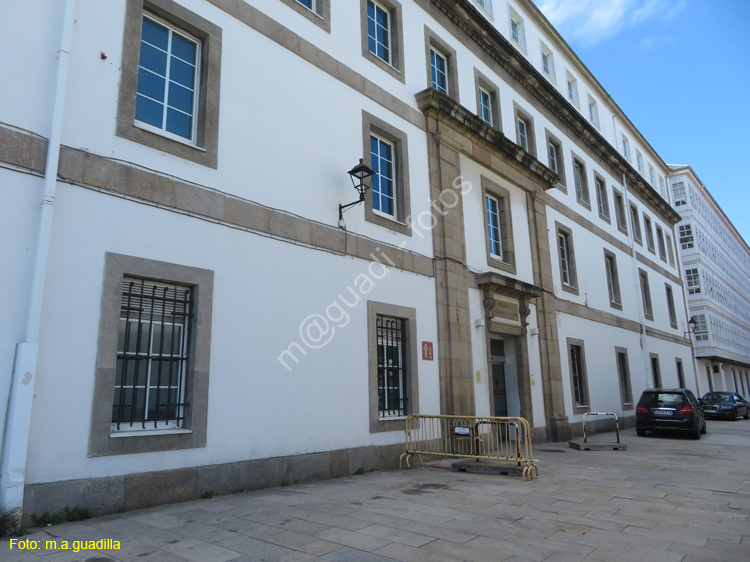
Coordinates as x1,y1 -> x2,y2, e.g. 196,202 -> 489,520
684,316 -> 697,338
338,158 -> 374,230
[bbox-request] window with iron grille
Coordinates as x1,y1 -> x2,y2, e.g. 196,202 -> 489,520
376,315 -> 407,417
113,278 -> 192,430
617,350 -> 633,405
568,342 -> 589,408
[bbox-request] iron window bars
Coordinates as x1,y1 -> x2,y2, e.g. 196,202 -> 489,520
376,315 -> 407,417
113,278 -> 192,430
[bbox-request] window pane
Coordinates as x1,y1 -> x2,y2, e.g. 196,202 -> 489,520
168,81 -> 194,114
171,33 -> 197,65
166,107 -> 192,139
139,42 -> 168,76
169,56 -> 196,89
141,17 -> 169,51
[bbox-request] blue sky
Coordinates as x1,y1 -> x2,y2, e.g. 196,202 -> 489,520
532,0 -> 750,245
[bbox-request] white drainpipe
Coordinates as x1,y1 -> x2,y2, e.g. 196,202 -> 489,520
0,0 -> 76,509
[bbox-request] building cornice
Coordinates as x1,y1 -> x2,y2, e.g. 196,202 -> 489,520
415,88 -> 558,188
425,0 -> 680,224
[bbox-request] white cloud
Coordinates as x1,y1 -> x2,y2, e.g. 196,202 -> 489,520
535,0 -> 686,47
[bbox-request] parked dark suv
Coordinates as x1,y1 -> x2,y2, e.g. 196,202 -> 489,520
636,388 -> 706,439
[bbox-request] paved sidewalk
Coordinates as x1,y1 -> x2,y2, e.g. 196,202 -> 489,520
2,421 -> 749,562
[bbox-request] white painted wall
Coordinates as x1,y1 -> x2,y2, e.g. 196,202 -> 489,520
24,185 -> 439,484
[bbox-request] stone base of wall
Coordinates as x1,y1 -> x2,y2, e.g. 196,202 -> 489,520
23,442 -> 404,521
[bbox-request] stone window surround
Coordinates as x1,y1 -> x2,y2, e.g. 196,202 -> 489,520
615,346 -> 633,410
593,172 -> 610,224
513,102 -> 536,157
570,151 -> 590,209
473,68 -> 501,130
359,0 -> 405,83
361,110 -> 411,236
89,253 -> 213,457
424,27 -> 459,100
117,0 -> 222,169
481,176 -> 516,275
566,338 -> 590,415
603,248 -> 622,311
639,268 -> 654,321
544,129 -> 566,191
612,187 -> 628,235
555,221 -> 578,296
367,301 -> 420,433
277,0 -> 331,32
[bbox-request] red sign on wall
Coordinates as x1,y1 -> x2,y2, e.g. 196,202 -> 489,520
422,341 -> 434,361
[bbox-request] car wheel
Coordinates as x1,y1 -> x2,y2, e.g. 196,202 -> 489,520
700,421 -> 707,434
744,409 -> 750,420
691,428 -> 701,440
731,408 -> 738,421
636,428 -> 646,437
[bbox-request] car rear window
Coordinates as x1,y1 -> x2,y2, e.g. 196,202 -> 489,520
704,392 -> 732,401
640,392 -> 687,407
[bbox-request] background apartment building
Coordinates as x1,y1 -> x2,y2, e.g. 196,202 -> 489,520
669,165 -> 750,396
1,0 -> 694,517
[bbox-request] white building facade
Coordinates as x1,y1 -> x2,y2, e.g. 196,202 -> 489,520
1,0 -> 694,517
669,165 -> 750,397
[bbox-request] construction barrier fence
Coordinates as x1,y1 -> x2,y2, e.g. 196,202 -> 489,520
399,414 -> 538,481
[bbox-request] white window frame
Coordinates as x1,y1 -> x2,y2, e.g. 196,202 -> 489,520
636,151 -> 644,174
622,135 -> 631,160
430,47 -> 449,94
605,252 -> 621,306
649,165 -> 656,186
475,0 -> 494,17
672,181 -> 687,206
479,86 -> 493,125
541,42 -> 555,82
367,0 -> 391,64
595,177 -> 609,219
370,133 -> 397,219
508,7 -> 526,50
587,95 -> 599,127
686,268 -> 701,294
486,194 -> 503,260
135,13 -> 201,145
566,72 -> 579,107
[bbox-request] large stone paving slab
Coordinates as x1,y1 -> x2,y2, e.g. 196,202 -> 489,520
2,420 -> 749,561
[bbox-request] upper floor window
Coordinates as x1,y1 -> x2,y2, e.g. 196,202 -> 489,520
588,96 -> 599,127
672,181 -> 687,206
136,15 -> 199,143
595,177 -> 609,220
117,1 -> 222,168
656,225 -> 666,261
479,87 -> 493,125
367,1 -> 391,63
509,7 -> 526,50
572,159 -> 589,206
694,314 -> 708,341
622,135 -> 631,160
685,268 -> 701,294
566,72 -> 579,107
297,0 -> 314,8
643,214 -> 655,252
541,43 -> 555,81
666,284 -> 677,328
679,223 -> 694,249
556,223 -> 578,294
486,195 -> 503,260
475,0 -> 494,16
604,251 -> 621,308
371,134 -> 396,217
636,151 -> 644,174
666,234 -> 675,266
639,269 -> 653,320
283,0 -> 331,31
430,47 -> 448,94
649,165 -> 656,186
482,179 -> 515,273
518,118 -> 529,150
613,190 -> 627,233
630,204 -> 642,243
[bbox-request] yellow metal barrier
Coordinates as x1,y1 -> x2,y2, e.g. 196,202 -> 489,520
399,414 -> 538,481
